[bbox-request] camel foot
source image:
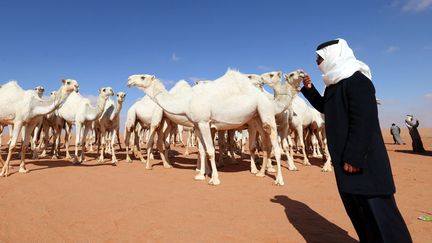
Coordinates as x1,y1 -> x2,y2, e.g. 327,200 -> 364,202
303,160 -> 311,166
184,151 -> 189,156
250,168 -> 259,174
208,178 -> 220,185
274,177 -> 284,186
41,152 -> 47,158
145,163 -> 152,170
126,157 -> 132,163
32,153 -> 39,160
256,171 -> 265,177
194,174 -> 205,181
52,155 -> 59,160
65,155 -> 72,159
19,167 -> 29,173
321,163 -> 333,172
163,164 -> 172,169
266,166 -> 277,173
288,165 -> 298,171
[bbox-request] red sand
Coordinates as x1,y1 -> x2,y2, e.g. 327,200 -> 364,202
0,128 -> 431,242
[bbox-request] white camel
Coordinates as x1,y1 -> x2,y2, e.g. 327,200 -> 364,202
96,92 -> 126,164
57,87 -> 114,164
124,80 -> 193,169
124,96 -> 169,168
255,70 -> 305,171
0,79 -> 79,176
127,70 -> 285,186
39,91 -> 68,159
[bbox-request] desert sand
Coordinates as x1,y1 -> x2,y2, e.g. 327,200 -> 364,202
0,128 -> 431,242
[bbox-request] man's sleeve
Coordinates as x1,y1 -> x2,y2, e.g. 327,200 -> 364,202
301,84 -> 324,113
341,77 -> 377,168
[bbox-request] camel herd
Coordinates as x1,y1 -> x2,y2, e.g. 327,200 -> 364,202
0,69 -> 331,186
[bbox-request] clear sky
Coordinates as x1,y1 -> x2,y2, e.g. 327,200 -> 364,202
1,0 -> 431,128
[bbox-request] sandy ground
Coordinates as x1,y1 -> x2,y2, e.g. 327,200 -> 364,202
0,128 -> 431,243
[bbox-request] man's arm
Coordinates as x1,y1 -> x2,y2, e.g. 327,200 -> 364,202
301,84 -> 325,113
341,76 -> 377,169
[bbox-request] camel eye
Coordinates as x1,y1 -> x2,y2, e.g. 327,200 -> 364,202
269,74 -> 274,78
67,81 -> 70,84
102,88 -> 106,92
290,73 -> 294,77
141,76 -> 145,80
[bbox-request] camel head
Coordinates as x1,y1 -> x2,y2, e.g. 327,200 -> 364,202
116,92 -> 126,103
98,87 -> 114,100
34,86 -> 45,98
61,79 -> 80,94
127,74 -> 155,89
50,91 -> 56,98
245,74 -> 264,90
261,71 -> 282,87
284,69 -> 305,90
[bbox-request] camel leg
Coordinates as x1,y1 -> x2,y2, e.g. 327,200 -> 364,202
248,126 -> 259,174
184,130 -> 192,156
144,125 -> 157,169
157,126 -> 171,168
194,129 -> 207,181
197,123 -> 219,185
79,125 -> 91,163
217,130 -> 226,166
226,130 -> 238,164
116,128 -> 122,150
72,123 -> 82,164
269,125 -> 284,186
98,128 -> 106,163
40,123 -> 50,158
31,123 -> 41,160
0,122 -> 23,177
19,124 -> 37,173
134,130 -> 146,162
52,128 -> 61,159
110,129 -> 118,164
125,129 -> 133,163
320,130 -> 332,172
256,124 -> 271,177
64,124 -> 72,159
298,126 -> 311,166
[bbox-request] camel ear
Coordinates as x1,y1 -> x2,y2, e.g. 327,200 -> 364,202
151,75 -> 155,80
284,74 -> 289,79
62,79 -> 66,84
278,71 -> 282,78
98,88 -> 101,93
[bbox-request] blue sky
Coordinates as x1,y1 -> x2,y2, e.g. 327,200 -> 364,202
1,0 -> 431,128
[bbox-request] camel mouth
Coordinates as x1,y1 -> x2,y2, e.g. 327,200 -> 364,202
127,80 -> 135,87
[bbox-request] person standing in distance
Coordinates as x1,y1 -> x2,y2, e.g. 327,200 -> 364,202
301,38 -> 412,243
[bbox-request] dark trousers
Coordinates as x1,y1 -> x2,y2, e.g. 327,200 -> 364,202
340,192 -> 412,243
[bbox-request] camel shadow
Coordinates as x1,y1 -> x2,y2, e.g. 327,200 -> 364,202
27,158 -> 116,172
395,149 -> 432,157
270,195 -> 357,243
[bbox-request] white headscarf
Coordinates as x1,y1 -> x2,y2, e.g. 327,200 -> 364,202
316,38 -> 372,87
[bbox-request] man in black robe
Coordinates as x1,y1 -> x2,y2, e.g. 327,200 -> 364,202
300,38 -> 412,243
405,115 -> 426,153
